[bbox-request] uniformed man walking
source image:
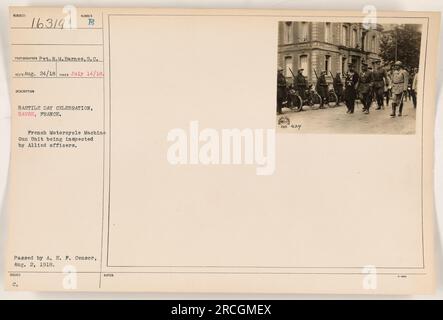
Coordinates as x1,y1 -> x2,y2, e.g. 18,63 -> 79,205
385,65 -> 393,106
372,60 -> 389,110
333,72 -> 344,105
343,63 -> 359,114
411,67 -> 419,109
358,62 -> 374,114
390,61 -> 409,117
316,70 -> 328,108
277,67 -> 287,115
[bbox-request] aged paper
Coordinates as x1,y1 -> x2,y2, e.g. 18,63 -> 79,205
4,7 -> 440,293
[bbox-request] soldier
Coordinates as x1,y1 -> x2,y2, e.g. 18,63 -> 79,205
316,70 -> 328,108
411,67 -> 419,109
277,67 -> 287,115
294,68 -> 308,103
333,72 -> 344,105
372,60 -> 389,110
409,69 -> 414,100
343,63 -> 359,114
390,61 -> 409,117
358,62 -> 374,114
385,64 -> 393,106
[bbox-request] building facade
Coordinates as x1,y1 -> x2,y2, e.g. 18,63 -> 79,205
278,22 -> 382,84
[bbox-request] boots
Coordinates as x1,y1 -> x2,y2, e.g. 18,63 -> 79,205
398,103 -> 403,117
390,104 -> 396,117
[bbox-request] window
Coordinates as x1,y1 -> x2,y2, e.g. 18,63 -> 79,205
352,29 -> 358,48
351,57 -> 358,70
301,22 -> 309,41
325,23 -> 331,42
284,56 -> 293,77
283,22 -> 293,44
299,55 -> 308,76
325,55 -> 331,73
342,25 -> 348,46
371,35 -> 377,52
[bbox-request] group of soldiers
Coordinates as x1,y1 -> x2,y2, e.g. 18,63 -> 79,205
277,60 -> 419,117
277,68 -> 329,114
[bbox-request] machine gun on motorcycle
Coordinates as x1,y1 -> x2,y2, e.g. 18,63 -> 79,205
289,67 -> 322,110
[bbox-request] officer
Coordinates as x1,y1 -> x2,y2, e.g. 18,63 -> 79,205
317,70 -> 328,108
294,68 -> 308,102
372,60 -> 389,110
358,62 -> 374,114
343,63 -> 359,114
390,61 -> 408,117
333,72 -> 344,104
277,67 -> 287,115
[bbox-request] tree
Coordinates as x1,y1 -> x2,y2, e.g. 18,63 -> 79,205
379,24 -> 422,69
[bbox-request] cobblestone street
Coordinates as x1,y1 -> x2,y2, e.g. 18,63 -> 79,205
277,99 -> 416,134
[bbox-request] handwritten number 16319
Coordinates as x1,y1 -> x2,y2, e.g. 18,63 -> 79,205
31,18 -> 65,29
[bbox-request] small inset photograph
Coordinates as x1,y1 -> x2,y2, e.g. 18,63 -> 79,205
276,21 -> 422,134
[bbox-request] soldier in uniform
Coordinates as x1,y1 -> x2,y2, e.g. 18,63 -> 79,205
316,70 -> 328,108
277,67 -> 287,115
390,61 -> 409,117
358,62 -> 374,114
294,68 -> 308,103
411,67 -> 419,109
372,60 -> 389,110
385,64 -> 393,106
407,68 -> 413,101
333,72 -> 344,105
343,63 -> 359,114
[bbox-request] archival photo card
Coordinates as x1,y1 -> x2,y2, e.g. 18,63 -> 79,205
276,21 -> 423,134
5,8 -> 440,294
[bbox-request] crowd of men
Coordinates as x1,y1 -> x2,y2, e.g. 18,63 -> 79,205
277,60 -> 419,117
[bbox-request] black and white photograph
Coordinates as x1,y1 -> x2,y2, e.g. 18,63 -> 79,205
276,21 -> 423,134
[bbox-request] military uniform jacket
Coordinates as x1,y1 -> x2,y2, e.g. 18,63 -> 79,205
294,74 -> 307,88
333,76 -> 343,88
391,69 -> 408,95
317,74 -> 328,87
372,69 -> 387,88
344,72 -> 359,99
277,73 -> 287,99
358,70 -> 373,94
277,73 -> 287,88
